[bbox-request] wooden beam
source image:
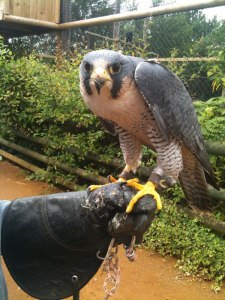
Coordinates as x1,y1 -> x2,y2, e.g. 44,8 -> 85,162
178,206 -> 225,235
0,137 -> 108,185
6,129 -> 225,201
11,129 -> 152,178
0,148 -> 45,175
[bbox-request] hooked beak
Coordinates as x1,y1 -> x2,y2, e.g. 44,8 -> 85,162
91,67 -> 111,95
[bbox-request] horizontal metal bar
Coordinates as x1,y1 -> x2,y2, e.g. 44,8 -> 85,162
33,53 -> 219,62
59,0 -> 225,30
2,0 -> 225,30
157,57 -> 219,62
3,14 -> 58,29
85,30 -> 125,43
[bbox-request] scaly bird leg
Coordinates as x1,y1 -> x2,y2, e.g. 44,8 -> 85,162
89,168 -> 136,192
124,167 -> 170,213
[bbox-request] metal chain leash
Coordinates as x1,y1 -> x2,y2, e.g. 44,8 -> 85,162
99,235 -> 137,300
102,238 -> 120,300
124,235 -> 137,262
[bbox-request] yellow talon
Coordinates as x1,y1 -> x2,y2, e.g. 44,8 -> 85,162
126,181 -> 162,214
108,175 -> 117,183
89,184 -> 106,191
89,176 -> 126,192
126,178 -> 143,190
108,175 -> 126,183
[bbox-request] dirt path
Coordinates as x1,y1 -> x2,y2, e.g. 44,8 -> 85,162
0,161 -> 225,300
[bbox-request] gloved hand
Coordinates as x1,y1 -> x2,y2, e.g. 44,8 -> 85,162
86,182 -> 157,245
1,184 -> 157,300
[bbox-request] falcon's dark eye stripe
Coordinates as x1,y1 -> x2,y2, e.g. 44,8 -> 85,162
109,63 -> 121,74
84,62 -> 92,73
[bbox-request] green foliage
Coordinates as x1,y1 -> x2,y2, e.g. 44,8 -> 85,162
0,38 -> 119,182
194,97 -> 225,142
0,37 -> 13,62
194,97 -> 225,186
207,50 -> 225,94
143,198 -> 225,291
147,10 -> 221,58
119,6 -> 225,100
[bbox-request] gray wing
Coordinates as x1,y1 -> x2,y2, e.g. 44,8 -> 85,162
97,117 -> 117,135
134,61 -> 217,187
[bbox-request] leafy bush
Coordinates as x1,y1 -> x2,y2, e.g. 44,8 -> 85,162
194,97 -> 225,187
207,50 -> 225,95
0,41 -> 120,178
143,196 -> 225,292
143,97 -> 225,290
194,97 -> 225,142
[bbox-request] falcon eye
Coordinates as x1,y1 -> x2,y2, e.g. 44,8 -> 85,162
109,63 -> 121,74
84,62 -> 92,73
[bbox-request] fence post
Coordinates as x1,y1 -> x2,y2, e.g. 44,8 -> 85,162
113,0 -> 121,50
56,0 -> 72,67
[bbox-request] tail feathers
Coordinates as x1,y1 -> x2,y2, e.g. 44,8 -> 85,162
197,148 -> 219,190
179,148 -> 214,211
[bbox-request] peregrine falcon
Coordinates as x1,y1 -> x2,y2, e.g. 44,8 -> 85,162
79,49 -> 218,213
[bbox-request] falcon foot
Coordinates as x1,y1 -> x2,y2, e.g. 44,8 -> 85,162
89,178 -> 162,214
125,180 -> 162,213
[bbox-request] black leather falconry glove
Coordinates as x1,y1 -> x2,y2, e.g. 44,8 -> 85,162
1,183 -> 157,300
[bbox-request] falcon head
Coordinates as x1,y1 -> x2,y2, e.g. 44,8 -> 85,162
79,50 -> 135,99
